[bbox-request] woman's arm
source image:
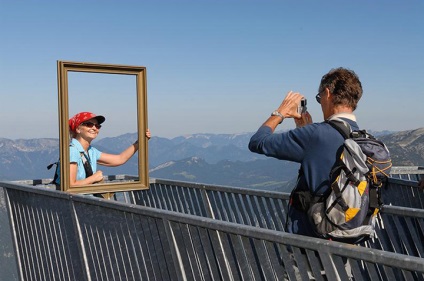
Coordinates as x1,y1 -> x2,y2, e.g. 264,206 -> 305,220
69,163 -> 104,186
97,129 -> 151,167
97,141 -> 138,167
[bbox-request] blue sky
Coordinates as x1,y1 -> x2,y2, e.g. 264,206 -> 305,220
1,1 -> 423,139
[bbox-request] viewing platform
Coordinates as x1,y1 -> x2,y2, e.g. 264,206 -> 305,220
1,170 -> 423,280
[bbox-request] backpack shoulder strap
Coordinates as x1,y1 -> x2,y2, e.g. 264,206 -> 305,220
326,118 -> 351,140
71,142 -> 94,178
47,160 -> 60,185
80,152 -> 94,177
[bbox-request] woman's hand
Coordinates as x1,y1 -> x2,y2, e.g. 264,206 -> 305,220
91,170 -> 104,183
70,163 -> 104,186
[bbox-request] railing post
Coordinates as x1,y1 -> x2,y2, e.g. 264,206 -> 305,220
200,185 -> 215,219
162,218 -> 188,281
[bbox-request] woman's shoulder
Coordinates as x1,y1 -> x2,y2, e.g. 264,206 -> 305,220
70,139 -> 84,150
69,144 -> 80,153
88,146 -> 102,159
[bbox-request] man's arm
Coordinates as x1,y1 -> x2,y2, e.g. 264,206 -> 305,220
248,91 -> 313,161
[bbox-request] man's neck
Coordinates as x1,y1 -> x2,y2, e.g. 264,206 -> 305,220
327,112 -> 356,122
333,105 -> 353,115
324,105 -> 354,120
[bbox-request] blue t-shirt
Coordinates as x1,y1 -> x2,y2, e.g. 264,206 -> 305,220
54,138 -> 102,185
248,118 -> 359,236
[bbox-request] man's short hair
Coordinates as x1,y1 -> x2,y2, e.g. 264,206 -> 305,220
319,67 -> 363,110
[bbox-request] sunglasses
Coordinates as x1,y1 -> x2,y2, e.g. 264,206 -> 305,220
81,122 -> 102,129
316,90 -> 325,104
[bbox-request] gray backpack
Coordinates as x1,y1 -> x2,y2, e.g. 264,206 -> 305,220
308,118 -> 392,243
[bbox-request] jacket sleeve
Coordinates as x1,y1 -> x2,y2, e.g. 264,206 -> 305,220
248,125 -> 315,163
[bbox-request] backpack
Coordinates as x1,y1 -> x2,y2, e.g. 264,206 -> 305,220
307,118 -> 392,243
47,161 -> 60,189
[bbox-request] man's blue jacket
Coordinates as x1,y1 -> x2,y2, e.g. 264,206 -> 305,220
248,117 -> 358,236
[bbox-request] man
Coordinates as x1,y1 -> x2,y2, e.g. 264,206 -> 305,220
248,67 -> 363,238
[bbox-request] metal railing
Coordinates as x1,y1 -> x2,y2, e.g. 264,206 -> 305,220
382,178 -> 424,209
390,166 -> 424,181
123,178 -> 424,258
8,176 -> 424,259
1,181 -> 424,281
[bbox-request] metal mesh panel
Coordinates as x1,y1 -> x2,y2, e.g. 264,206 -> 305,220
139,180 -> 290,231
74,202 -> 176,281
133,179 -> 424,258
6,188 -> 84,281
382,179 -> 424,209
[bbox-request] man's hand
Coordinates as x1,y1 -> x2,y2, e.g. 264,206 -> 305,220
276,91 -> 305,119
262,91 -> 307,132
295,111 -> 313,128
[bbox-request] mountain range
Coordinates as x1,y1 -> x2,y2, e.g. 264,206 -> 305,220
1,127 -> 423,192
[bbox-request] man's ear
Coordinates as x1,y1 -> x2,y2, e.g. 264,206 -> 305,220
325,88 -> 331,99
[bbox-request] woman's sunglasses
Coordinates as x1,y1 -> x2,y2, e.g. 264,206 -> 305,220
81,122 -> 102,129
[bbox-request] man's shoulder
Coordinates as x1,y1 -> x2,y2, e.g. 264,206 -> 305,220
329,117 -> 360,132
304,121 -> 335,133
288,122 -> 340,144
306,121 -> 347,142
327,114 -> 359,131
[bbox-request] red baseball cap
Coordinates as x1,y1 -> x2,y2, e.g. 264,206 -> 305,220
69,112 -> 106,132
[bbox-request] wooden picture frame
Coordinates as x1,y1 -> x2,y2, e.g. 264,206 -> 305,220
57,61 -> 149,194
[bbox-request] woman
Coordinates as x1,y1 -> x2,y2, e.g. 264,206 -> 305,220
58,111 -> 150,187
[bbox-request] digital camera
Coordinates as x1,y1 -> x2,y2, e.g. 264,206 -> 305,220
298,98 -> 307,114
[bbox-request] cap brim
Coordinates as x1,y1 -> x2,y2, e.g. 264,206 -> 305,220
95,115 -> 106,124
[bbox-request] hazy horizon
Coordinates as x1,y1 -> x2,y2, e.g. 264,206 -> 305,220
0,125 -> 415,142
